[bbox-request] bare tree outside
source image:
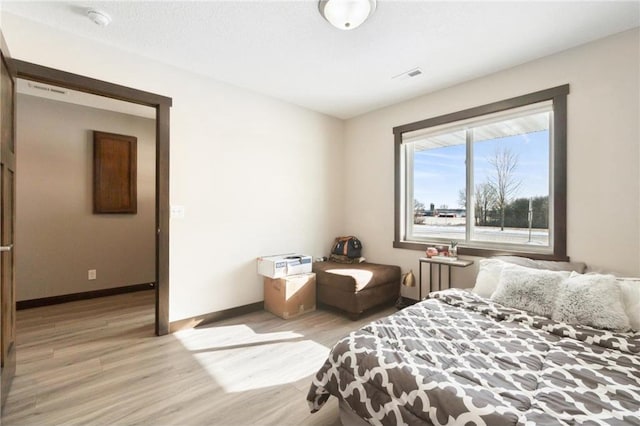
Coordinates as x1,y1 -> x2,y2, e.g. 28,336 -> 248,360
475,182 -> 497,226
488,146 -> 521,231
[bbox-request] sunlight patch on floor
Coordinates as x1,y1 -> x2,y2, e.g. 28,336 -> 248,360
174,324 -> 330,392
174,324 -> 302,351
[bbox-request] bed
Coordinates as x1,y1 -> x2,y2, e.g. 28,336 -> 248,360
306,286 -> 640,425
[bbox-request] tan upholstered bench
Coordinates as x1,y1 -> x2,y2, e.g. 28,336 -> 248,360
312,261 -> 401,320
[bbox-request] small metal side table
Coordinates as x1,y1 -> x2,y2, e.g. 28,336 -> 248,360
418,257 -> 474,299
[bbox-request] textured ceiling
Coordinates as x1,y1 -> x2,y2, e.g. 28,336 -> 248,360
3,1 -> 639,119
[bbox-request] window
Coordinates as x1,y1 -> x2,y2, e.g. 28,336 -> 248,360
394,86 -> 569,260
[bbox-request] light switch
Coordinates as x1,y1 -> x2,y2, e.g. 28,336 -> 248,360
171,205 -> 185,219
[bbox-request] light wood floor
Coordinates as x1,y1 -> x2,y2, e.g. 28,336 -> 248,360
3,290 -> 395,425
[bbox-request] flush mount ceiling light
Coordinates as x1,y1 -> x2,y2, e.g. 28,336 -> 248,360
87,8 -> 112,27
318,0 -> 376,31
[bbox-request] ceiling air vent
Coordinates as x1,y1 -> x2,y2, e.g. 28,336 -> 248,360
392,67 -> 423,80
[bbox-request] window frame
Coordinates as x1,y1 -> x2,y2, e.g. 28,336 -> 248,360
393,85 -> 569,261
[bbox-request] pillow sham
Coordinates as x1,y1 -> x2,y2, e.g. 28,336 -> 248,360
615,277 -> 640,331
552,272 -> 630,332
471,258 -> 505,298
493,256 -> 587,273
472,256 -> 588,298
491,263 -> 570,317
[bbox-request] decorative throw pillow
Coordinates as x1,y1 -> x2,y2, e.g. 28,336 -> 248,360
472,257 -> 588,298
552,272 -> 630,332
491,263 -> 570,317
472,258 -> 506,298
615,277 -> 640,331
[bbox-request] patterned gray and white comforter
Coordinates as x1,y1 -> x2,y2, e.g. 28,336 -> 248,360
307,289 -> 640,425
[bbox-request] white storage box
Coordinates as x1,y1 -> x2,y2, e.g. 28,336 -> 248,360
257,254 -> 312,278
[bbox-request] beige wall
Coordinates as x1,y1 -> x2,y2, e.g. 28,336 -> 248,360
5,13 -> 637,313
343,28 -> 640,299
16,94 -> 156,301
1,13 -> 345,321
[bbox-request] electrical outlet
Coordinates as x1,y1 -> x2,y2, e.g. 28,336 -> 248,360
88,269 -> 97,280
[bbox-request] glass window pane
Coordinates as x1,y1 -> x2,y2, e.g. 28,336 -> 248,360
410,130 -> 466,242
395,87 -> 567,258
471,111 -> 550,247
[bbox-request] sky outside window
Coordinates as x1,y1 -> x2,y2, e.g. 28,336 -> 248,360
413,130 -> 549,210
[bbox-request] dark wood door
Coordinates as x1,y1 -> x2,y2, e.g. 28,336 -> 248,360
0,30 -> 16,410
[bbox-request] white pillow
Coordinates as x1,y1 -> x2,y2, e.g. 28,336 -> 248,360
490,263 -> 570,317
553,272 -> 630,332
472,257 -> 587,298
472,258 -> 505,298
616,277 -> 640,331
493,256 -> 586,273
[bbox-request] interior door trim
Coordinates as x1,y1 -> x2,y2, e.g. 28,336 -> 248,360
0,29 -> 17,410
12,59 -> 172,336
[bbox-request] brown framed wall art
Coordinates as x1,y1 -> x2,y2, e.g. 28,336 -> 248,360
93,131 -> 137,214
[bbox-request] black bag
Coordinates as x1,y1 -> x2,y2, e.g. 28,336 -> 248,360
331,236 -> 362,258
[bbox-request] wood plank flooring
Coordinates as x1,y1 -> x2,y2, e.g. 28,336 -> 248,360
3,290 -> 395,425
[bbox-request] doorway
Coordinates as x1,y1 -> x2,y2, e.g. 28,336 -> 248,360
13,60 -> 171,336
16,79 -> 156,312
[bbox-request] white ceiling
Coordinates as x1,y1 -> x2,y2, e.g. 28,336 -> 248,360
3,1 -> 639,119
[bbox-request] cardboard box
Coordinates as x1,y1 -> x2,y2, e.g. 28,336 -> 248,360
257,254 -> 312,278
264,273 -> 316,319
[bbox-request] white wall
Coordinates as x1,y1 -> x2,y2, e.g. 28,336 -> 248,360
2,13 -> 345,321
16,94 -> 156,301
4,13 -> 637,313
343,28 -> 640,299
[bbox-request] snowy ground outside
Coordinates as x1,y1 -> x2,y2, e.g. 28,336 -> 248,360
413,217 -> 549,245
